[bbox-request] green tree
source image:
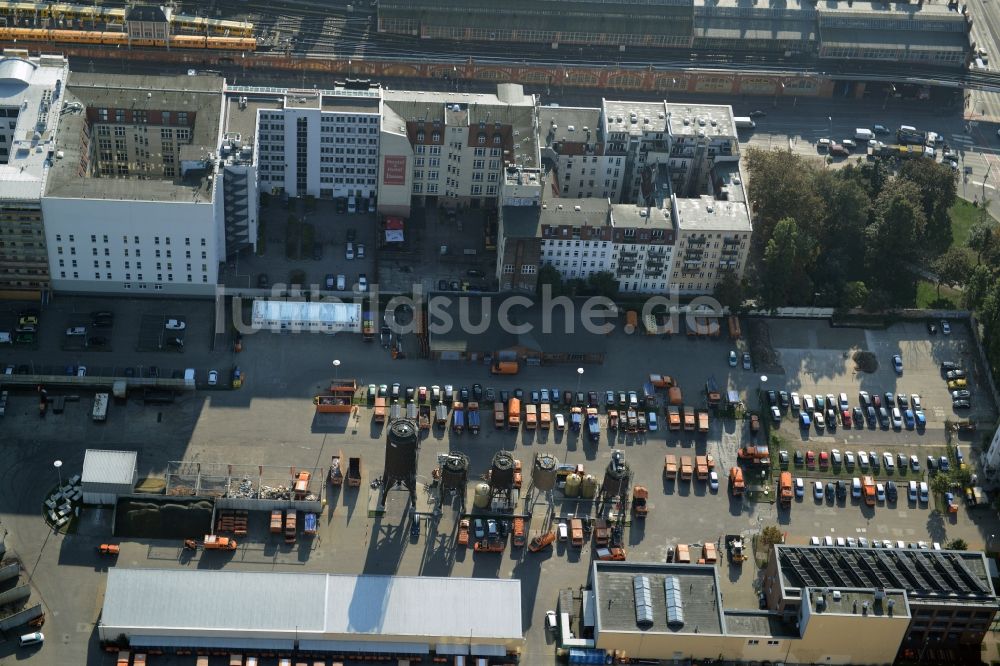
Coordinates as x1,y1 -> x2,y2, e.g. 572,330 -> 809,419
759,525 -> 784,552
865,180 -> 926,306
761,218 -> 814,310
745,149 -> 822,258
963,264 -> 995,310
713,271 -> 745,313
586,271 -> 619,300
966,217 -> 997,264
931,473 -> 953,497
536,264 -> 564,297
899,159 -> 957,255
842,281 -> 870,309
931,247 -> 973,298
945,538 -> 968,551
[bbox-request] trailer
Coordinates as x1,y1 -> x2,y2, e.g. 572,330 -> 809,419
347,456 -> 362,486
508,397 -> 521,429
664,454 -> 678,479
696,456 -> 709,481
303,512 -> 317,536
607,409 -> 619,430
632,486 -> 649,517
512,517 -> 526,547
680,456 -> 693,481
570,406 -> 583,432
540,403 -> 552,429
435,403 -> 448,427
374,397 -> 387,423
329,450 -> 344,485
457,519 -> 470,547
668,385 -> 683,406
525,403 -> 537,429
284,511 -> 297,543
668,406 -> 681,431
697,409 -> 709,433
726,534 -> 746,563
418,404 -> 431,430
362,311 -> 375,342
705,377 -> 721,408
649,374 -> 673,389
92,392 -> 109,422
468,402 -> 481,434
494,402 -> 505,428
270,510 -> 283,533
728,315 -> 741,340
452,402 -> 465,433
683,406 -> 696,431
625,409 -> 637,433
594,519 -> 610,546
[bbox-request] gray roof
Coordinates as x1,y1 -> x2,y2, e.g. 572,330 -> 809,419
820,27 -> 968,51
776,546 -> 998,607
675,195 -> 752,233
723,611 -> 799,637
81,449 -> 138,485
592,561 -> 725,635
101,569 -> 523,641
47,72 -> 225,203
126,5 -> 167,22
539,106 -> 602,146
428,295 -> 612,356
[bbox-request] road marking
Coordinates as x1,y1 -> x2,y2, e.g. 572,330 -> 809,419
971,181 -> 996,190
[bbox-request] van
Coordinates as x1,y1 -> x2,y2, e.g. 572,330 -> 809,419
347,196 -> 357,214
919,481 -> 929,503
18,632 -> 43,647
336,274 -> 346,290
558,521 -> 568,541
817,138 -> 831,150
841,139 -> 856,150
908,480 -> 918,502
491,361 -> 519,375
854,128 -> 873,141
183,368 -> 195,382
851,477 -> 861,499
345,242 -> 355,260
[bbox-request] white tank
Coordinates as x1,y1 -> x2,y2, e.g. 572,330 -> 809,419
564,473 -> 582,498
473,482 -> 491,509
580,474 -> 599,499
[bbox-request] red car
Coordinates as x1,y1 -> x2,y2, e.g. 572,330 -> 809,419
841,409 -> 852,427
873,394 -> 882,408
806,450 -> 816,466
819,451 -> 829,467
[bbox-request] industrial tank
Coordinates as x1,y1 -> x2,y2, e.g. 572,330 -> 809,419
532,453 -> 559,491
383,419 -> 419,480
439,452 -> 469,493
601,449 -> 631,498
564,473 -> 581,498
580,474 -> 599,499
489,450 -> 515,489
473,483 -> 491,509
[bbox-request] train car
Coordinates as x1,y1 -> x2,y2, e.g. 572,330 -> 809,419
171,13 -> 253,38
0,25 -> 255,50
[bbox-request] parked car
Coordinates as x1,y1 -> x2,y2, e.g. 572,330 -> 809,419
742,352 -> 751,370
165,319 -> 186,330
892,354 -> 903,374
728,350 -> 738,367
941,320 -> 951,335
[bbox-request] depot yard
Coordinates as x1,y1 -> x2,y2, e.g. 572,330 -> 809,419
0,311 -> 998,665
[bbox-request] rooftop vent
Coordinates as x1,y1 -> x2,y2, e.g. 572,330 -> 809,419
574,205 -> 581,212
567,125 -> 575,131
832,591 -> 842,601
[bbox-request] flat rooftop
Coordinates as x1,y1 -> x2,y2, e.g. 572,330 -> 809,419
802,587 -> 910,618
723,611 -> 801,637
667,104 -> 737,140
101,568 -> 523,643
817,1 -> 968,18
820,27 -> 968,51
604,100 -> 669,135
675,195 -> 752,233
539,106 -> 602,146
592,562 -> 724,636
0,54 -> 68,202
776,546 -> 998,607
47,72 -> 225,203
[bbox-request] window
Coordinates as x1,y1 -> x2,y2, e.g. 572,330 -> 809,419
521,265 -> 536,274
502,264 -> 514,274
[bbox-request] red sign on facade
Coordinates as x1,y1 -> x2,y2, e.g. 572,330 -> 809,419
382,156 -> 407,186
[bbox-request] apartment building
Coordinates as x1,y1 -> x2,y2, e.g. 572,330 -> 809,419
539,105 -> 624,202
254,82 -> 381,201
0,52 -> 69,298
498,167 -> 675,294
381,84 -> 538,209
42,72 -> 227,296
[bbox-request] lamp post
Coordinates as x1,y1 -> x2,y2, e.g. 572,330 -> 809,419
760,375 -> 768,411
53,460 -> 63,489
827,116 -> 832,139
332,359 -> 341,380
576,367 -> 584,394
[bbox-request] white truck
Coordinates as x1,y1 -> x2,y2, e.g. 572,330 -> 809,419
92,392 -> 108,422
733,117 -> 756,130
854,128 -> 873,141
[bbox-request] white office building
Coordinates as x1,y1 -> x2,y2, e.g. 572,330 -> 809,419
253,83 -> 381,201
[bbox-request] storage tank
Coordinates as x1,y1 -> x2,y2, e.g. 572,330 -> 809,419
564,473 -> 582,498
473,483 -> 491,509
489,451 -> 515,489
580,474 -> 599,499
532,453 -> 559,491
439,452 -> 469,495
383,419 -> 419,481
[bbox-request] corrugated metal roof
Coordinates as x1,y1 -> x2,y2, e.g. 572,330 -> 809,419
81,449 -> 138,486
102,569 -> 522,642
129,636 -> 294,650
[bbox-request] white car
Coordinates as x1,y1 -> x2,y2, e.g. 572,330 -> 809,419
795,477 -> 805,498
709,471 -> 719,492
208,370 -> 219,386
18,632 -> 43,647
845,451 -> 855,468
883,452 -> 894,470
803,394 -> 815,411
790,392 -> 801,411
876,483 -> 885,502
546,610 -> 557,632
728,350 -> 738,367
165,319 -> 186,330
858,451 -> 869,469
838,393 -> 849,410
891,407 -> 903,430
941,320 -> 951,335
65,326 -> 86,336
76,365 -> 86,377
554,413 -> 566,430
813,481 -> 824,500
831,449 -> 842,465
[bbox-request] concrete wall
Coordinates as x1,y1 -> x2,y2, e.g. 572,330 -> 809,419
42,195 -> 220,296
216,497 -> 322,512
0,603 -> 42,632
376,129 -> 413,218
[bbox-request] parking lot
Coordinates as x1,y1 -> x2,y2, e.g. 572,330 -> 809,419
0,307 -> 997,665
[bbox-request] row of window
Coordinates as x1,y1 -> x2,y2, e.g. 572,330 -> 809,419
317,177 -> 378,186
58,271 -> 208,284
57,234 -> 205,247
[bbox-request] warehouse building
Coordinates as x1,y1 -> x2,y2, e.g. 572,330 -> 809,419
763,544 -> 999,662
100,569 -> 523,659
81,449 -> 138,505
